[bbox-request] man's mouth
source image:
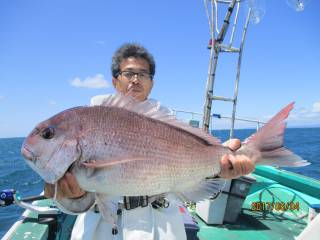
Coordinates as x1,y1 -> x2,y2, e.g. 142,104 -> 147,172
127,85 -> 142,93
128,88 -> 141,93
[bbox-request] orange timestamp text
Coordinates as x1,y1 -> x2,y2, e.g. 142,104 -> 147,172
251,201 -> 300,211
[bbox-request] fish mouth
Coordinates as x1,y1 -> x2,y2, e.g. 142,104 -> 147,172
21,145 -> 38,162
51,162 -> 76,183
21,145 -> 78,184
40,162 -> 75,184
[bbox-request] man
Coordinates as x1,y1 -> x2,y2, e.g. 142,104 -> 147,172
45,43 -> 255,239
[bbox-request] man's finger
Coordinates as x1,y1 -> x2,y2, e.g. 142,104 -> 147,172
65,172 -> 85,197
44,183 -> 55,198
231,154 -> 255,176
65,172 -> 79,194
221,154 -> 233,170
239,156 -> 248,176
228,154 -> 242,176
242,156 -> 255,174
223,139 -> 241,151
219,154 -> 235,178
228,139 -> 241,151
58,178 -> 73,198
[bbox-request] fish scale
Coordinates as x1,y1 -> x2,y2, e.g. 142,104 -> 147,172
72,106 -> 220,196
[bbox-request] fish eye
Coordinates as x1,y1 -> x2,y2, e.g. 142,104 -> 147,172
40,127 -> 55,139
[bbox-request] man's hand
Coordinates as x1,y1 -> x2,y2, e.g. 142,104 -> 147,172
219,139 -> 255,179
44,172 -> 85,199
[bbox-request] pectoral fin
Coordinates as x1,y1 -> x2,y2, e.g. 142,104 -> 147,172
95,194 -> 120,234
81,157 -> 147,168
177,178 -> 227,203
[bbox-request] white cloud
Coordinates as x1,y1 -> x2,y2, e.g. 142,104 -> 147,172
312,101 -> 320,113
297,107 -> 308,114
233,102 -> 320,129
70,74 -> 109,89
96,40 -> 105,46
49,100 -> 56,105
286,101 -> 320,126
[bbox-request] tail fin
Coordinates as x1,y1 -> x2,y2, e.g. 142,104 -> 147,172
243,102 -> 309,167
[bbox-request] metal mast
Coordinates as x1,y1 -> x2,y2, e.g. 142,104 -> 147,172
202,0 -> 251,139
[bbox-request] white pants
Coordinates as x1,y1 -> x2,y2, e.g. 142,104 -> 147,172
70,199 -> 187,240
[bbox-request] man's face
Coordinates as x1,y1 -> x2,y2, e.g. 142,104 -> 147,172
112,57 -> 153,101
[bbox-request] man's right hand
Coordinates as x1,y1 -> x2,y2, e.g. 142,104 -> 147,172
219,139 -> 255,179
44,172 -> 86,199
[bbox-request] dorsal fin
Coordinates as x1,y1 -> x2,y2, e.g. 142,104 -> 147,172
100,94 -> 221,146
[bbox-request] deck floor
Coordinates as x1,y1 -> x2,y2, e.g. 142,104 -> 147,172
193,208 -> 307,240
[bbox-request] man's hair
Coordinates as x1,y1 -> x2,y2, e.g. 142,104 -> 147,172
111,43 -> 156,79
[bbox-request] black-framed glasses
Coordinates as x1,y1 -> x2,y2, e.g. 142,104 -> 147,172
118,71 -> 153,81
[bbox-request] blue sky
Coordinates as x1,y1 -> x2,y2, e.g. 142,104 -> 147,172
0,0 -> 319,138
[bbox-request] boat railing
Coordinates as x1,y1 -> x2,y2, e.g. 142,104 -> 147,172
172,109 -> 266,132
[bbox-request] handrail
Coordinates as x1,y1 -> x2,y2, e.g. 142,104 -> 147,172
254,166 -> 320,200
173,109 -> 266,130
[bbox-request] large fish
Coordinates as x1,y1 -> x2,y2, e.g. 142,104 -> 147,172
21,94 -> 308,214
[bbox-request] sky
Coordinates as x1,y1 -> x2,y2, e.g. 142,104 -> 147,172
0,0 -> 319,138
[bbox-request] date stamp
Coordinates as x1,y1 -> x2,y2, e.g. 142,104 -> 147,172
251,201 -> 300,211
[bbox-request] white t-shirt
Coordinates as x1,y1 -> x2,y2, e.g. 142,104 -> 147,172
70,194 -> 187,240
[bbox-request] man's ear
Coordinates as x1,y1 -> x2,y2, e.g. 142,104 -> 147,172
112,77 -> 118,88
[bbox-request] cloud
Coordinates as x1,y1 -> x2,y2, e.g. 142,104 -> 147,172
49,100 -> 56,105
312,101 -> 320,113
234,101 -> 320,129
70,74 -> 109,89
96,40 -> 106,47
0,95 -> 4,100
286,101 -> 320,126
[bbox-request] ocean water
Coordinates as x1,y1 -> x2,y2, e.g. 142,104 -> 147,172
0,128 -> 319,237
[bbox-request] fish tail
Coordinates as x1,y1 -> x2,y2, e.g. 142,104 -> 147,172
242,102 -> 309,167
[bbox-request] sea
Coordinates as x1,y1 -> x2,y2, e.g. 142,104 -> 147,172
0,127 -> 319,237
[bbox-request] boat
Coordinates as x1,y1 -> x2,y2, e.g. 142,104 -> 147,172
1,0 -> 320,239
2,165 -> 320,239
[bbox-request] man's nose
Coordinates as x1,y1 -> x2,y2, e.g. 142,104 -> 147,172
131,75 -> 139,83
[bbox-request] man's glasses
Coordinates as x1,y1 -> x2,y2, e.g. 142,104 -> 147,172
119,71 -> 153,81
